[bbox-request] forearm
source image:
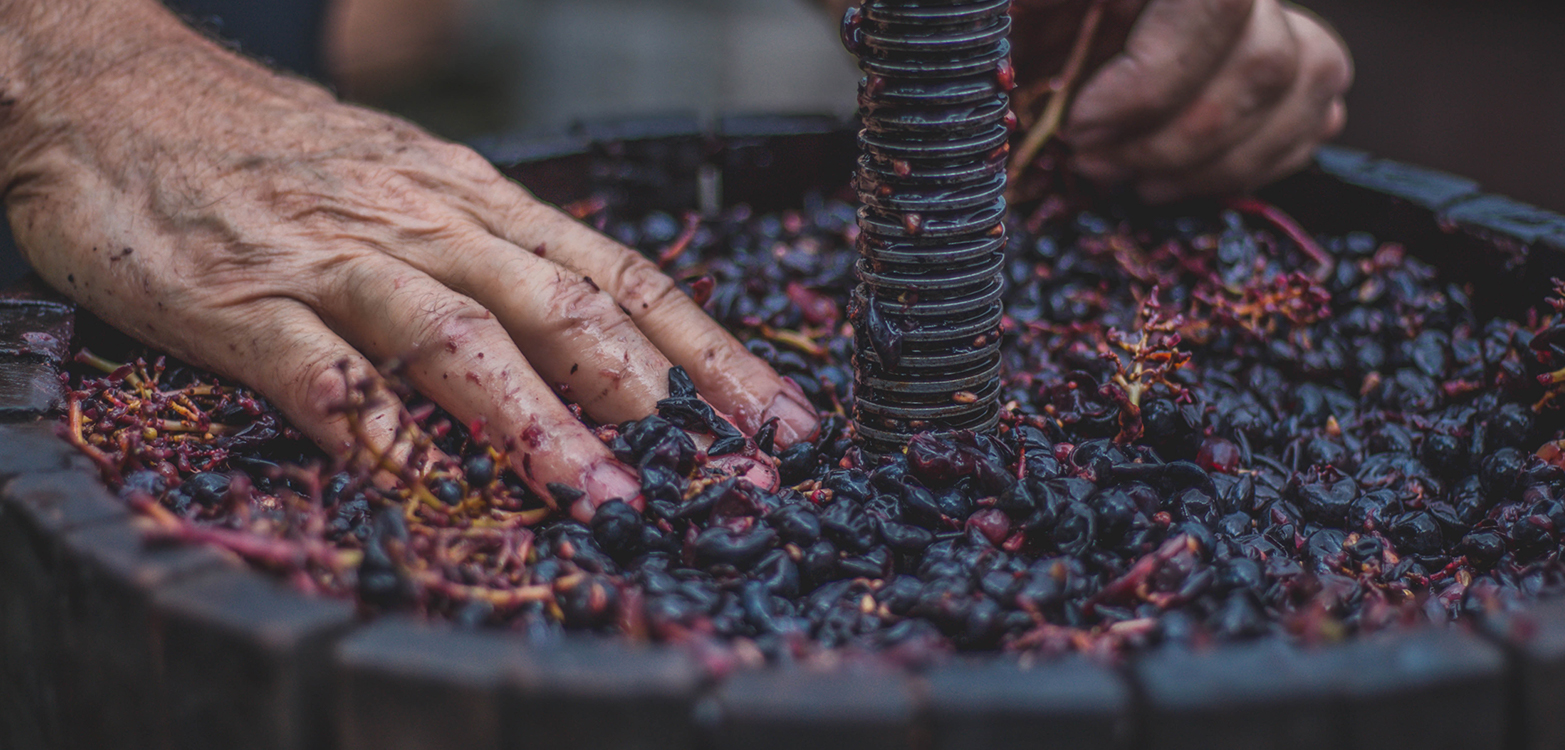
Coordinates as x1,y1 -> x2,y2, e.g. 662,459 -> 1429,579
0,0 -> 323,195
2,1 -> 184,149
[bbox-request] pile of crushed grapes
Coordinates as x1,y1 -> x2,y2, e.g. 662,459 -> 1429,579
62,175 -> 1565,667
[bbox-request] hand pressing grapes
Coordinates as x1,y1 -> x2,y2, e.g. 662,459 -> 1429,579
1009,0 -> 1354,202
0,0 -> 819,519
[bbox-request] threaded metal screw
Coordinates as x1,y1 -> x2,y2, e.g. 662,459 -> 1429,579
844,0 -> 1013,454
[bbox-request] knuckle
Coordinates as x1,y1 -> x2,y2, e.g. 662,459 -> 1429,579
1321,99 -> 1348,139
296,355 -> 354,418
419,298 -> 499,354
303,247 -> 371,279
1209,0 -> 1256,24
1138,102 -> 1229,170
1314,47 -> 1354,96
436,142 -> 500,180
1110,63 -> 1187,126
545,273 -> 625,328
1292,12 -> 1354,94
1241,44 -> 1301,105
613,255 -> 682,317
693,330 -> 764,379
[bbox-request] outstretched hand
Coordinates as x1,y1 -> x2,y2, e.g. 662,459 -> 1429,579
0,0 -> 818,519
1011,0 -> 1354,202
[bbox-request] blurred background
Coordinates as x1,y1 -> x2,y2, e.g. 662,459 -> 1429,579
322,0 -> 858,139
318,0 -> 1565,212
5,0 -> 1563,285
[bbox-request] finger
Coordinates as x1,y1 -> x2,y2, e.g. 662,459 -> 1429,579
1065,0 -> 1258,151
313,255 -> 641,509
1131,10 -> 1350,203
389,229 -> 678,426
1132,93 -> 1329,204
1074,0 -> 1300,179
489,200 -> 821,448
207,299 -> 399,460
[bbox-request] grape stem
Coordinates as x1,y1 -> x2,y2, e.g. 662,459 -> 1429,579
63,392 -> 120,481
1227,196 -> 1335,281
1007,0 -> 1108,189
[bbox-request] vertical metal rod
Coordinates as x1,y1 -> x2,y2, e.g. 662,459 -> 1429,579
843,0 -> 1013,454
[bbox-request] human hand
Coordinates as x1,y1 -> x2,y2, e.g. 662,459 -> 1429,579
1011,0 -> 1353,202
0,0 -> 818,520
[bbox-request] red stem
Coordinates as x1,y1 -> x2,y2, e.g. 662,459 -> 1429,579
1227,196 -> 1334,281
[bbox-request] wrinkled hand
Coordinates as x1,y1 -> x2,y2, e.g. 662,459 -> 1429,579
0,1 -> 817,519
1013,0 -> 1354,202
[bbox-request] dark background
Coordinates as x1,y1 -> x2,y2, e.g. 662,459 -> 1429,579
1302,0 -> 1565,212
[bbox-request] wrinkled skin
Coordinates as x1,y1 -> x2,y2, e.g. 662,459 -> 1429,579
0,0 -> 818,515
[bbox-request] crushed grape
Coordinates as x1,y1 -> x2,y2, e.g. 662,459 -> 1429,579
60,177 -> 1565,668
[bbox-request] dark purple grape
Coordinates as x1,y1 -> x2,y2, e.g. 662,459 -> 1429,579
120,469 -> 168,499
182,471 -> 231,508
777,442 -> 820,484
752,549 -> 801,598
966,509 -> 1011,547
694,526 -> 778,568
1481,448 -> 1526,500
1389,511 -> 1444,557
1367,423 -> 1415,455
822,469 -> 875,504
768,503 -> 823,545
801,539 -> 839,582
1422,433 -> 1469,479
1460,531 -> 1506,569
821,500 -> 878,552
1091,488 -> 1140,542
1296,478 -> 1357,526
557,575 -> 620,629
358,509 -> 414,611
1486,403 -> 1535,451
1305,528 -> 1348,565
906,433 -> 967,487
464,454 -> 497,487
591,500 -> 645,563
880,520 -> 935,553
431,478 -> 463,507
1051,502 -> 1097,556
1346,535 -> 1383,563
87,148 -> 1565,664
877,575 -> 923,615
1171,487 -> 1218,525
1210,593 -> 1267,639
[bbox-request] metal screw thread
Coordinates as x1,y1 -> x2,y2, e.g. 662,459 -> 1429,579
843,0 -> 1012,454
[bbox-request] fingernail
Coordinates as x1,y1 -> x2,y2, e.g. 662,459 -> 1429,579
709,454 -> 781,492
762,381 -> 820,447
570,495 -> 597,524
570,485 -> 645,523
583,461 -> 640,505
